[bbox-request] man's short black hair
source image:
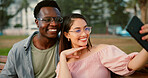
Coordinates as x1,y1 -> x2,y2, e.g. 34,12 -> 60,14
34,0 -> 61,19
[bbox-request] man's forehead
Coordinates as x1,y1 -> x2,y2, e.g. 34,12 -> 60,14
39,7 -> 61,17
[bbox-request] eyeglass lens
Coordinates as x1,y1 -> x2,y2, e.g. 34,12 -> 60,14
37,17 -> 63,24
70,27 -> 91,34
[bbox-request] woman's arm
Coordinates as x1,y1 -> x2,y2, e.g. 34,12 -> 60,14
128,24 -> 148,70
59,53 -> 72,78
58,47 -> 86,78
128,49 -> 148,70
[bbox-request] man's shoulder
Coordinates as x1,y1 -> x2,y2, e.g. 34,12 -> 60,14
11,37 -> 31,52
13,38 -> 28,47
13,31 -> 38,47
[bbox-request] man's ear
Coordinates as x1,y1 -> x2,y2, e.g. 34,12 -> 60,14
64,32 -> 70,39
35,19 -> 39,28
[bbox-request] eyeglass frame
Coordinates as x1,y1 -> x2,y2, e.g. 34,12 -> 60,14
68,26 -> 92,35
37,17 -> 63,24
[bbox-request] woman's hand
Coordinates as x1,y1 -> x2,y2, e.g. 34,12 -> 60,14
58,47 -> 86,78
140,24 -> 148,41
60,47 -> 86,59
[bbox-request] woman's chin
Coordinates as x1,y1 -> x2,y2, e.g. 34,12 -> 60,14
79,45 -> 87,47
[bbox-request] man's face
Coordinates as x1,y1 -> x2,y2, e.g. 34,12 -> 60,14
36,7 -> 61,39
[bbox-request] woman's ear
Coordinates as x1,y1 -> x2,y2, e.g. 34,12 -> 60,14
64,32 -> 70,39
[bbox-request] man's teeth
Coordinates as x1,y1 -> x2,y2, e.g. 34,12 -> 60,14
49,29 -> 57,31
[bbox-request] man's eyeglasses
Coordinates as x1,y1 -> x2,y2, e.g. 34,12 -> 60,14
69,26 -> 92,35
37,17 -> 63,24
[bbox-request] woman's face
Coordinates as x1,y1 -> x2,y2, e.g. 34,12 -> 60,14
64,18 -> 91,48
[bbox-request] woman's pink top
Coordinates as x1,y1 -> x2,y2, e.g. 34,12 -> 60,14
56,45 -> 138,78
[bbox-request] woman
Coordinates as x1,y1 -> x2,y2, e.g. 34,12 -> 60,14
56,14 -> 148,78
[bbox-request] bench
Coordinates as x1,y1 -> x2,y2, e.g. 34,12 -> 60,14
0,56 -> 7,73
0,55 -> 148,78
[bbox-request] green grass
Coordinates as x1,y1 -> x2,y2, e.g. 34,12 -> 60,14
0,35 -> 28,56
0,35 -> 28,39
0,35 -> 143,56
0,48 -> 11,55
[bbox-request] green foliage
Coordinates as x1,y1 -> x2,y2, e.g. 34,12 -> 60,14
0,0 -> 14,31
14,24 -> 23,28
0,0 -> 14,8
0,10 -> 9,30
92,23 -> 106,34
57,0 -> 106,34
0,0 -> 29,31
57,0 -> 131,33
105,0 -> 130,28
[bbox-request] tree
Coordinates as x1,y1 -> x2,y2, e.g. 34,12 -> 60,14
20,0 -> 30,29
0,0 -> 31,32
56,0 -> 78,16
57,0 -> 105,25
57,0 -> 106,34
0,0 -> 14,32
105,0 -> 129,28
80,0 -> 105,25
127,0 -> 148,24
126,0 -> 138,16
138,0 -> 148,24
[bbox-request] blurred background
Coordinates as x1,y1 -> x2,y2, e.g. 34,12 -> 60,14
0,0 -> 148,55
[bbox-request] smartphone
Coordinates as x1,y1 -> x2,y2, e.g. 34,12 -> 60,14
126,16 -> 148,51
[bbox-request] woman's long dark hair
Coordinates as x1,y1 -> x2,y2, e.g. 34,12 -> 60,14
59,14 -> 92,54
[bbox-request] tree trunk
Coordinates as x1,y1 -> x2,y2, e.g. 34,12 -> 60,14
141,5 -> 146,23
138,0 -> 147,24
25,9 -> 28,29
134,5 -> 137,16
145,0 -> 148,24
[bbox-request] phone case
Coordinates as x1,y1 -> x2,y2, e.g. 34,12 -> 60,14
126,16 -> 148,51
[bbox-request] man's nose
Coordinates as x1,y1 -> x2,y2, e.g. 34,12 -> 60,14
50,20 -> 58,26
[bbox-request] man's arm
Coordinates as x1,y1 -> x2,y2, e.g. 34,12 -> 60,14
0,48 -> 18,78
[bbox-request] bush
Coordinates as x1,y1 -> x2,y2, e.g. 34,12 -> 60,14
14,24 -> 22,28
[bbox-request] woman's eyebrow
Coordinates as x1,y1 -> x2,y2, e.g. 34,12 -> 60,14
72,25 -> 88,30
73,27 -> 81,30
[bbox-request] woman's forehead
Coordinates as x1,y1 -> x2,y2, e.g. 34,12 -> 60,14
71,18 -> 87,28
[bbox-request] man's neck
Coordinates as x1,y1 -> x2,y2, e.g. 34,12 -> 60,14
33,34 -> 57,50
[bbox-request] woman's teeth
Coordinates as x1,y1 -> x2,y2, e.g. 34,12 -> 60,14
80,38 -> 87,40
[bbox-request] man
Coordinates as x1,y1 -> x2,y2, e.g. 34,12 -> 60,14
0,0 -> 62,78
0,1 -> 148,78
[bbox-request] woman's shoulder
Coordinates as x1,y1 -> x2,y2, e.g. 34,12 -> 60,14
91,44 -> 116,53
95,44 -> 109,48
92,44 -> 109,50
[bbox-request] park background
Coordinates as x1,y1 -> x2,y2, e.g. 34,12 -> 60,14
0,0 -> 148,55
